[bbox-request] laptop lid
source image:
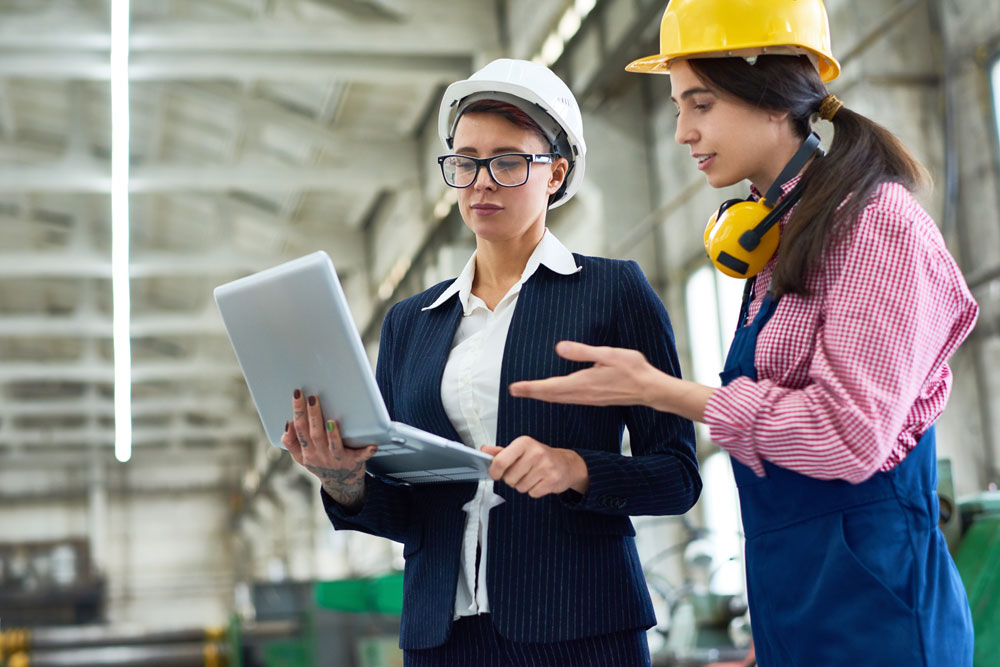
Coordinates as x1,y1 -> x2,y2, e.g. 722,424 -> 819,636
214,251 -> 392,449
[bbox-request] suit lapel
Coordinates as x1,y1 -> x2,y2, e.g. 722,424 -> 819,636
497,268 -> 549,450
496,262 -> 590,452
410,296 -> 464,444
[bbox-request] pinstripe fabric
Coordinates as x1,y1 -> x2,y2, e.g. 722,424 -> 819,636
323,255 -> 700,650
403,613 -> 651,666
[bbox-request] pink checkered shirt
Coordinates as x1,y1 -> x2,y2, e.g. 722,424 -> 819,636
703,176 -> 979,483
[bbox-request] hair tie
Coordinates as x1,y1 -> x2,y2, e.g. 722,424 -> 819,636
818,94 -> 843,121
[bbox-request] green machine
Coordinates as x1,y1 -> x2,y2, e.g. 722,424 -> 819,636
312,574 -> 404,667
937,459 -> 999,666
954,491 -> 1000,667
231,574 -> 404,667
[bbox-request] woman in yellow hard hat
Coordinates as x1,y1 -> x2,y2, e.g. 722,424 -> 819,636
508,1 -> 978,664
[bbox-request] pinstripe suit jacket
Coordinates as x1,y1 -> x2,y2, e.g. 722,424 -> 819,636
323,255 -> 700,650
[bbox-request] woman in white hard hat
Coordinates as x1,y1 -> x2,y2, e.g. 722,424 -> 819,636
509,1 -> 978,665
282,58 -> 701,665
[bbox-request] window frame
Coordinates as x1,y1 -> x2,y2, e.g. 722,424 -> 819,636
989,48 -> 1000,209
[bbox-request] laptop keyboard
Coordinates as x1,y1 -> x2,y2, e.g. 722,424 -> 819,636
369,435 -> 489,483
371,444 -> 407,457
388,467 -> 483,482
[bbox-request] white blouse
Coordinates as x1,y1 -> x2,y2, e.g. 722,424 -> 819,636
421,229 -> 581,619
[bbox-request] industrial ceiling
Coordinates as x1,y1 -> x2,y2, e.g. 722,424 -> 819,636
0,0 -> 510,463
0,0 -> 664,472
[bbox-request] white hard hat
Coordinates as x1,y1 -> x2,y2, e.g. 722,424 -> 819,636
438,58 -> 587,209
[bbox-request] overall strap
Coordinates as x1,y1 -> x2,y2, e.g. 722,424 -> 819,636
736,277 -> 756,329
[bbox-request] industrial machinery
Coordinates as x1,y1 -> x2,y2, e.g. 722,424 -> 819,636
954,490 -> 1000,667
0,574 -> 405,667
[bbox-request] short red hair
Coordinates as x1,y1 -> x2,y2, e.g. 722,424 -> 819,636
457,100 -> 552,151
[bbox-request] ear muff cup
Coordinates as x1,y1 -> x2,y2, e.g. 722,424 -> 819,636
702,132 -> 821,279
704,199 -> 781,278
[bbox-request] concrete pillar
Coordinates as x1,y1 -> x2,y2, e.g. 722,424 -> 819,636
87,449 -> 108,575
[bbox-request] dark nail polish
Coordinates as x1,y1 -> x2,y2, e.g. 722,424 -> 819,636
308,395 -> 316,406
293,389 -> 301,399
284,421 -> 289,432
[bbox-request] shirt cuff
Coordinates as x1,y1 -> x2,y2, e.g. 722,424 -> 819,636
704,378 -> 766,477
320,483 -> 365,518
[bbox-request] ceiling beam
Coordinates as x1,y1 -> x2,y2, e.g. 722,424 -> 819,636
172,83 -> 406,154
305,0 -> 408,21
0,445 -> 248,469
130,51 -> 471,84
0,0 -> 498,82
0,424 -> 260,448
0,313 -> 220,337
0,50 -> 469,83
0,396 -> 242,418
125,25 -> 485,56
0,1 -> 499,55
0,361 -> 242,383
0,246 -> 366,278
0,155 -> 418,193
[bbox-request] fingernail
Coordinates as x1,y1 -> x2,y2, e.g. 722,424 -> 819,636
308,395 -> 316,406
285,421 -> 290,432
293,389 -> 301,399
326,421 -> 334,432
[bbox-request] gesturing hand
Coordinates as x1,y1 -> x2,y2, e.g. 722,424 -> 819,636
481,436 -> 589,498
508,341 -> 659,407
509,341 -> 713,422
281,389 -> 378,509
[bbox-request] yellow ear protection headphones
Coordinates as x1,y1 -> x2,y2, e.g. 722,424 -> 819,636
704,132 -> 822,278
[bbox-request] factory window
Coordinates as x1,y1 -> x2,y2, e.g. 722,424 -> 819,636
698,451 -> 745,594
993,55 -> 1000,164
683,264 -> 745,391
683,265 -> 748,594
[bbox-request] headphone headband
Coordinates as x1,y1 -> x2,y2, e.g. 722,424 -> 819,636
741,132 -> 822,250
703,133 -> 822,278
761,132 -> 821,207
738,184 -> 805,252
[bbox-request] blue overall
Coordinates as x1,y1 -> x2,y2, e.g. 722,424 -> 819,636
720,291 -> 974,666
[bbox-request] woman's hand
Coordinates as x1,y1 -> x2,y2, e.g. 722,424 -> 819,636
481,436 -> 589,497
508,341 -> 713,422
509,341 -> 662,406
281,389 -> 378,510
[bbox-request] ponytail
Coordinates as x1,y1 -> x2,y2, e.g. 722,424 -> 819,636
688,56 -> 930,296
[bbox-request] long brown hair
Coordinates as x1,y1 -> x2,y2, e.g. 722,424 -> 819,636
688,55 -> 930,296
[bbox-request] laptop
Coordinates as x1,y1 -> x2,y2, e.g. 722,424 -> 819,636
214,251 -> 493,484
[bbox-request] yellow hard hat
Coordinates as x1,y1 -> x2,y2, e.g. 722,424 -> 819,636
626,0 -> 841,83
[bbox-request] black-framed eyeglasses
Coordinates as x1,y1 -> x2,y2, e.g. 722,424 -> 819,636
437,153 -> 558,189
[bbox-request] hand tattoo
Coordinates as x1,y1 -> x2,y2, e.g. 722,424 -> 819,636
307,460 -> 367,508
293,410 -> 308,447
